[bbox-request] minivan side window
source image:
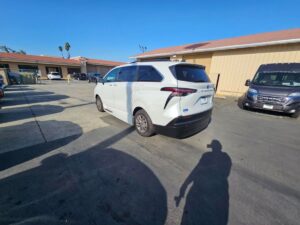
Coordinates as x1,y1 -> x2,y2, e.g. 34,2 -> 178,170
137,66 -> 163,82
104,68 -> 120,82
117,66 -> 138,82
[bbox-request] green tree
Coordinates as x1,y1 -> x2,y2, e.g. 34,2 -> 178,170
58,46 -> 64,58
64,42 -> 71,59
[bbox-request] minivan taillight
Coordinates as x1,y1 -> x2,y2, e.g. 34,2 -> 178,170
161,87 -> 197,109
161,87 -> 197,96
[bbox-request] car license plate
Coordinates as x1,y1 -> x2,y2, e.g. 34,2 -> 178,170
200,97 -> 208,104
263,104 -> 273,110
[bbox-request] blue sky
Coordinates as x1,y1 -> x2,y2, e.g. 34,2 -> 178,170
1,0 -> 299,62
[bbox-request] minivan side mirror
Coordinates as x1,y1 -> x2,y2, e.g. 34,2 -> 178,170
245,79 -> 251,86
99,78 -> 105,84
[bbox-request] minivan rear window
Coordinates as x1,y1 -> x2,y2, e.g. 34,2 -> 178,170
170,65 -> 210,83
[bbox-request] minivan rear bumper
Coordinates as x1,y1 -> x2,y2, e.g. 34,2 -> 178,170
155,109 -> 212,138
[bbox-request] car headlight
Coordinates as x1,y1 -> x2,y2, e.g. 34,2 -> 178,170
248,88 -> 258,94
288,92 -> 300,97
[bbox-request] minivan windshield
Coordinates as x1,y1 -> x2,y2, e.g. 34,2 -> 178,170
252,72 -> 300,87
51,72 -> 59,75
171,65 -> 210,83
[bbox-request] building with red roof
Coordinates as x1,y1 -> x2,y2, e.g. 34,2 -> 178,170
132,28 -> 300,96
0,53 -> 124,79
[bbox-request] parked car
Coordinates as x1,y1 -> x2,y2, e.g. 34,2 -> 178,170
243,63 -> 300,118
88,73 -> 102,83
8,72 -> 20,84
0,75 -> 4,85
72,73 -> 87,80
47,72 -> 62,80
94,61 -> 214,138
0,83 -> 4,99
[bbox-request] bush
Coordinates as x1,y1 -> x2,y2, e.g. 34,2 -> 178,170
19,72 -> 37,84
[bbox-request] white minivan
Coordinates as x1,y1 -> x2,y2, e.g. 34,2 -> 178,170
94,61 -> 214,138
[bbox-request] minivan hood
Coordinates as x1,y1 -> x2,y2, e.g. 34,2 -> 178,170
250,84 -> 300,97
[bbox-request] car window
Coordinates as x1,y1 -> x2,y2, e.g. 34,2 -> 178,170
252,72 -> 300,87
104,68 -> 120,82
137,66 -> 163,82
117,66 -> 137,82
170,65 -> 210,83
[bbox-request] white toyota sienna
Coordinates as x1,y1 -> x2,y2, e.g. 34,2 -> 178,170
94,61 -> 214,138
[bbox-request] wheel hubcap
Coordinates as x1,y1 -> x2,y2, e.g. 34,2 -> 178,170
136,115 -> 148,133
96,98 -> 101,108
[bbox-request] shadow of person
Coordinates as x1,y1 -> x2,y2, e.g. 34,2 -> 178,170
175,140 -> 232,225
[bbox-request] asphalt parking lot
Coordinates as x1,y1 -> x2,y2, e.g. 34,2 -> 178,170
0,80 -> 299,225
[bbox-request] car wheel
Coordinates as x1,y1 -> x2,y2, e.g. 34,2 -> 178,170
96,96 -> 105,112
134,109 -> 155,137
290,110 -> 299,119
242,104 -> 248,110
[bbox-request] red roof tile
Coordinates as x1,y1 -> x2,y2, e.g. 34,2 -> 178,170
0,53 -> 81,65
86,58 -> 124,66
134,28 -> 300,58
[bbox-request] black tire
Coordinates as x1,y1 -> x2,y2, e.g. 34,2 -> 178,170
134,109 -> 155,137
290,110 -> 299,119
242,104 -> 248,110
96,96 -> 105,112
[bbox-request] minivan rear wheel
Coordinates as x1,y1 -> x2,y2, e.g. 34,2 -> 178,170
96,96 -> 104,112
134,109 -> 155,137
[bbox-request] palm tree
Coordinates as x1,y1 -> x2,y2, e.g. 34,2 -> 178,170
0,45 -> 10,53
64,42 -> 71,59
0,45 -> 26,54
58,46 -> 64,58
19,50 -> 26,55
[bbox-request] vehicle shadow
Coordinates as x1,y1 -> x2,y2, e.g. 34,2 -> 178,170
175,140 -> 232,225
0,105 -> 64,123
1,88 -> 69,107
0,126 -> 167,225
0,120 -> 82,170
3,85 -> 35,92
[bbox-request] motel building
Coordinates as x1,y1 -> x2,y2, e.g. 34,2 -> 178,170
132,28 -> 300,96
0,53 -> 123,81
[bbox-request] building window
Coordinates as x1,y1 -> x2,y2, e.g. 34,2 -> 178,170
0,64 -> 10,71
18,65 -> 39,73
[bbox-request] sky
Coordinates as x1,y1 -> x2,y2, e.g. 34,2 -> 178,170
1,0 -> 299,62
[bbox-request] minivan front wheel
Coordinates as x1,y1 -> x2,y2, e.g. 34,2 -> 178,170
134,109 -> 155,137
96,96 -> 104,112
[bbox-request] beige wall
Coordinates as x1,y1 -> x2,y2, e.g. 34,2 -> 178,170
209,43 -> 300,96
8,63 -> 19,71
182,53 -> 213,72
0,69 -> 9,85
38,65 -> 47,78
61,66 -> 68,78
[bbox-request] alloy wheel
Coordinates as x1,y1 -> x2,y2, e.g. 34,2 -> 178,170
135,114 -> 148,133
